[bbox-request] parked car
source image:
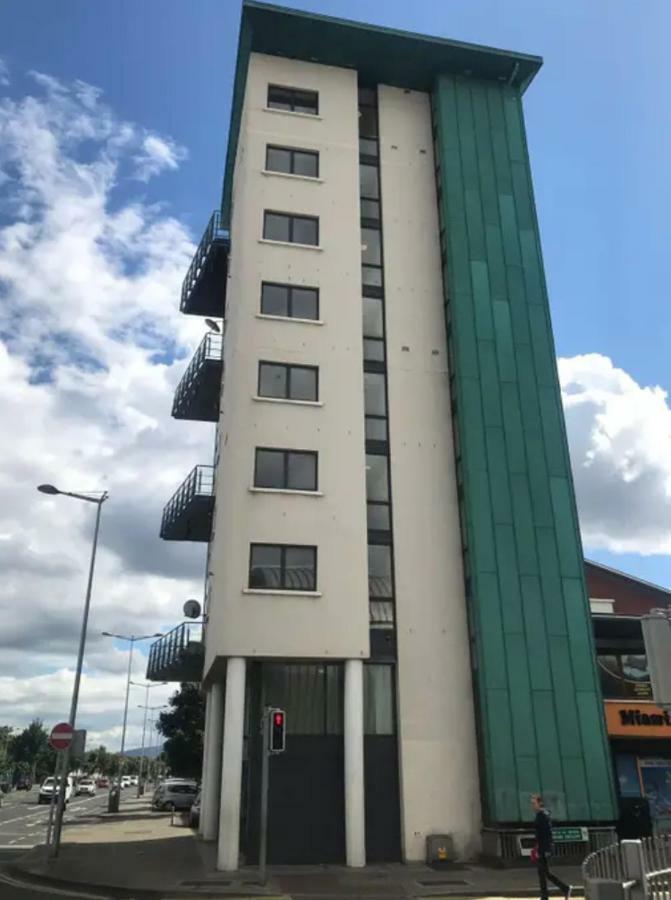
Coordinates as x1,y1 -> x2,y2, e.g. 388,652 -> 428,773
96,776 -> 109,789
15,774 -> 33,791
38,776 -> 73,805
152,779 -> 198,811
130,775 -> 139,786
189,791 -> 201,828
76,778 -> 96,797
120,775 -> 132,789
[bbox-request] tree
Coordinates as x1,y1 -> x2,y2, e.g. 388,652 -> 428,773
9,720 -> 56,780
157,683 -> 204,779
0,726 -> 12,779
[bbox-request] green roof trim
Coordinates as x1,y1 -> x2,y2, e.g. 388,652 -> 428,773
220,0 -> 543,222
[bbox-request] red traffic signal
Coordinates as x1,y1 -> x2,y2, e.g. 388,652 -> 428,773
269,708 -> 286,753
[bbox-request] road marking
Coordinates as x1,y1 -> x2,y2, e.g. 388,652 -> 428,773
0,870 -> 113,898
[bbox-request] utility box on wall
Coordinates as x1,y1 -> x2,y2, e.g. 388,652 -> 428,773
426,833 -> 455,868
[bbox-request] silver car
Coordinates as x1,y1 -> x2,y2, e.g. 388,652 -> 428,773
152,779 -> 198,811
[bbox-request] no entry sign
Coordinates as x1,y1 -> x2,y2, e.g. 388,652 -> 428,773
49,722 -> 74,752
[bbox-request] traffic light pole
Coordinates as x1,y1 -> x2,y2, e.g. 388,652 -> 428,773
259,710 -> 270,885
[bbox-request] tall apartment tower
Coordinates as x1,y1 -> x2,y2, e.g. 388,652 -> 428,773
151,1 -> 617,870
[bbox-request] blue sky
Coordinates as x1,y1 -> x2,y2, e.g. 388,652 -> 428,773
1,0 -> 670,740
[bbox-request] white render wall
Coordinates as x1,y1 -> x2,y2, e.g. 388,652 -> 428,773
378,85 -> 482,860
205,53 -> 370,668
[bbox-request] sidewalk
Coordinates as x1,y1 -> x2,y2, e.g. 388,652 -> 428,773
10,796 -> 584,899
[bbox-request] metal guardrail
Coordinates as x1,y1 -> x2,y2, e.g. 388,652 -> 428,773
180,210 -> 229,315
146,623 -> 203,682
172,331 -> 223,421
583,836 -> 671,900
160,465 -> 214,541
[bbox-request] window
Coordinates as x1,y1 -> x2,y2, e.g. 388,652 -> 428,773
261,282 -> 319,320
366,454 -> 390,532
266,145 -> 319,178
267,85 -> 319,115
255,448 -> 318,491
263,211 -> 319,246
361,227 -> 382,266
362,296 -> 384,338
249,543 -> 317,591
368,544 -> 392,598
364,664 -> 395,735
597,653 -> 652,700
364,371 -> 387,416
258,361 -> 318,402
262,663 -> 342,734
359,164 -> 379,200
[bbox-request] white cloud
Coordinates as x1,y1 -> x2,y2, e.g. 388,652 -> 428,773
560,353 -> 671,555
0,57 -> 9,87
0,69 -> 210,748
134,134 -> 187,182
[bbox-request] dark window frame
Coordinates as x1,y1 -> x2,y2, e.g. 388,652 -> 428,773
249,542 -> 318,592
266,145 -> 320,178
257,360 -> 319,402
254,447 -> 319,492
260,282 -> 320,320
267,84 -> 319,115
263,210 -> 320,246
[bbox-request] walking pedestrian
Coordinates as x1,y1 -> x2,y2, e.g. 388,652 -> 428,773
531,794 -> 571,900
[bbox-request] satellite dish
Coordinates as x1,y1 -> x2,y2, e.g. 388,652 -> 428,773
183,599 -> 201,620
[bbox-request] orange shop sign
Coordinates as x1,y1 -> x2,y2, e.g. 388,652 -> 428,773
605,701 -> 671,738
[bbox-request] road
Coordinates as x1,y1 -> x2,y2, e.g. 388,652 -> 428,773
0,788 -> 115,899
0,786 -> 108,851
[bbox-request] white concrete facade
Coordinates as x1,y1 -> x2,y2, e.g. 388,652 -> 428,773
198,52 -> 481,869
377,85 -> 482,860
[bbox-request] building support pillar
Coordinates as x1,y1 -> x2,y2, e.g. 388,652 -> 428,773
344,658 -> 366,867
198,691 -> 212,837
217,657 -> 246,871
201,681 -> 225,841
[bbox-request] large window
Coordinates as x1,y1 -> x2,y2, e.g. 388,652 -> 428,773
363,295 -> 385,363
249,543 -> 317,591
263,211 -> 319,246
258,361 -> 318,402
261,282 -> 319,321
254,448 -> 318,492
366,453 -> 390,533
266,145 -> 319,178
262,663 -> 342,734
267,85 -> 319,115
368,544 -> 392,599
597,653 -> 651,700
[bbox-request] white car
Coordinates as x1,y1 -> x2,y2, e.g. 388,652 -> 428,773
120,775 -> 132,789
38,776 -> 73,805
76,778 -> 96,797
129,776 -> 139,787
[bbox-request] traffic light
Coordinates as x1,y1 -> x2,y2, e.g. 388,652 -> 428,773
268,708 -> 286,753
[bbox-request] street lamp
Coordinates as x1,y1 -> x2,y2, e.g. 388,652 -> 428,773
131,681 -> 166,797
101,633 -> 162,780
36,483 -> 108,856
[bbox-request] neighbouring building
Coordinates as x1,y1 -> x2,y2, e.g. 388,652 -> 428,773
147,1 -> 620,870
587,561 -> 671,834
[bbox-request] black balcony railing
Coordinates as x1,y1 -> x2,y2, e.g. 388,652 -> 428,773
146,623 -> 204,682
160,465 -> 214,542
181,211 -> 230,316
172,332 -> 223,422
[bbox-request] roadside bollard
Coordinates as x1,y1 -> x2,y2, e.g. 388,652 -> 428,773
107,785 -> 120,814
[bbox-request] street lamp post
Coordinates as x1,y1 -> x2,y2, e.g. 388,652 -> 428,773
101,633 -> 162,792
37,484 -> 108,857
131,681 -> 166,797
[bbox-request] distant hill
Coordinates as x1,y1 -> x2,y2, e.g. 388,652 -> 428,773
124,744 -> 163,759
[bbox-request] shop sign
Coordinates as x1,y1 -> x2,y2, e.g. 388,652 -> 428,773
553,827 -> 588,843
605,701 -> 671,738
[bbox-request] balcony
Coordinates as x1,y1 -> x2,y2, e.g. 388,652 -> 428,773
181,211 -> 230,316
172,332 -> 223,422
146,623 -> 204,682
160,465 -> 214,542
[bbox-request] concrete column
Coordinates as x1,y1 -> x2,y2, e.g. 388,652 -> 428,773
198,691 -> 212,837
201,682 -> 225,840
344,659 -> 366,867
217,657 -> 246,871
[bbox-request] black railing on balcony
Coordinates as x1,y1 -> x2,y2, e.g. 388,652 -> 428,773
172,332 -> 223,422
160,465 -> 214,542
146,623 -> 204,682
181,211 -> 230,316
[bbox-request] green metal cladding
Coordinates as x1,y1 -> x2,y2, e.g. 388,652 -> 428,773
432,74 -> 616,823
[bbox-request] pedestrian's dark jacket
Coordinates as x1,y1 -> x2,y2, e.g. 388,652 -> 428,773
534,808 -> 553,855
